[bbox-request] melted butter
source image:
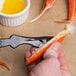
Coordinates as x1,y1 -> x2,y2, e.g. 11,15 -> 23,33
1,0 -> 26,14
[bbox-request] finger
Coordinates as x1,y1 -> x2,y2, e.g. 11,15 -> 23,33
24,47 -> 37,60
24,51 -> 31,60
43,42 -> 69,71
30,47 -> 38,55
30,47 -> 43,64
42,42 -> 61,71
24,51 -> 33,71
25,47 -> 37,72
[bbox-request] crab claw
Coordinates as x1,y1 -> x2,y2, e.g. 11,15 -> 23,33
0,61 -> 10,70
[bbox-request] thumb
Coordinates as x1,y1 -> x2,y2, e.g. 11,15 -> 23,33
43,42 -> 70,74
43,42 -> 61,59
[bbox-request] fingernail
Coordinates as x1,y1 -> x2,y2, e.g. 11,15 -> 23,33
50,42 -> 61,54
30,47 -> 37,54
25,52 -> 31,59
35,48 -> 38,52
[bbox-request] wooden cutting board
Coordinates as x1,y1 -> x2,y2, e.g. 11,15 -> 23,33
0,0 -> 76,76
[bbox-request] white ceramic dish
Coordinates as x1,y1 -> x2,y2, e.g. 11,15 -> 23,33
0,0 -> 30,26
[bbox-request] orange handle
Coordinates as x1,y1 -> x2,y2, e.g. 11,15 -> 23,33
26,34 -> 66,65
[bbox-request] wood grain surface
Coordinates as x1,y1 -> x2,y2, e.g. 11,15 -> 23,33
0,0 -> 76,76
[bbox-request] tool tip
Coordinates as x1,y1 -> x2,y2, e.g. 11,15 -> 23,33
66,22 -> 76,34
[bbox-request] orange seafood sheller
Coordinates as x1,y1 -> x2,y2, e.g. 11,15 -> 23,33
26,32 -> 66,65
26,23 -> 74,65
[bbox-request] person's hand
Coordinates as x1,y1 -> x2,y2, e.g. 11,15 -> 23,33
24,42 -> 71,76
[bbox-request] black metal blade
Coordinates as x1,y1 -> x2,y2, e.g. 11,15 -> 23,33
0,34 -> 53,48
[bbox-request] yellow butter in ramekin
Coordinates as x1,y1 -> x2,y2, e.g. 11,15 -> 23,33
0,0 -> 30,26
1,0 -> 26,14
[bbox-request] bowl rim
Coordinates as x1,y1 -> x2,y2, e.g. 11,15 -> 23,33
0,0 -> 30,17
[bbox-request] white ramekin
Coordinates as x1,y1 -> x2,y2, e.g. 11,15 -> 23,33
0,0 -> 30,26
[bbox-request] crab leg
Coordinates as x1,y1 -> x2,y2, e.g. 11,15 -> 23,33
30,0 -> 56,23
74,1 -> 76,16
0,61 -> 10,70
56,0 -> 76,23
